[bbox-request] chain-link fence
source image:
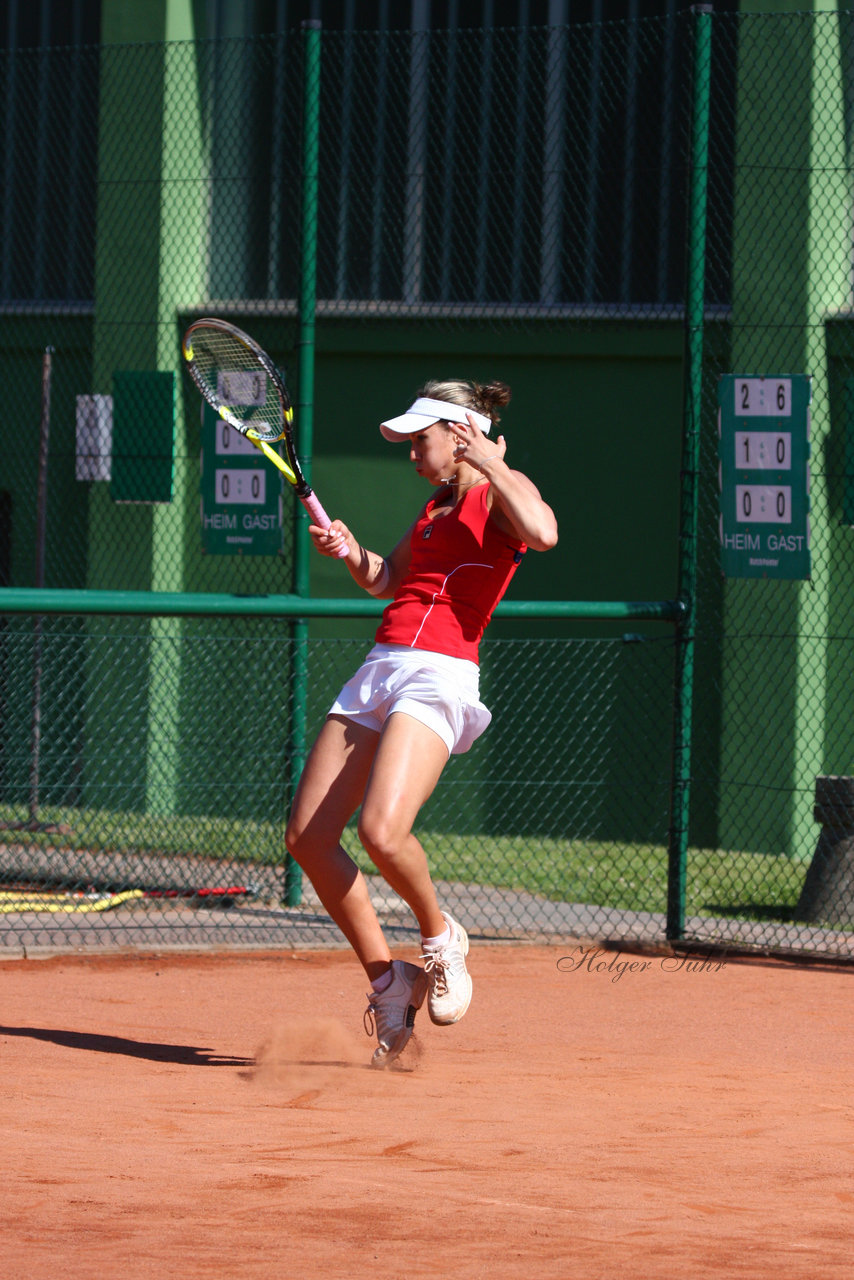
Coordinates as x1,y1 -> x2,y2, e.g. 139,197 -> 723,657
0,621 -> 677,950
2,11 -> 854,960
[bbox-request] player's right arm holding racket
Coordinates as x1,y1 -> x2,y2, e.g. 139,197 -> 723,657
308,513 -> 418,598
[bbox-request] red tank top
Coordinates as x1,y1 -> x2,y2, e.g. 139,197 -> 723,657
375,482 -> 526,662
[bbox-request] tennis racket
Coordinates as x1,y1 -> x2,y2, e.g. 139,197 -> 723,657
181,318 -> 346,555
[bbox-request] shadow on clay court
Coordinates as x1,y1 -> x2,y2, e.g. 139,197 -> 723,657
0,1025 -> 252,1066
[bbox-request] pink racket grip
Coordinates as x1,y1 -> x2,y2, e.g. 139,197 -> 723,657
300,491 -> 349,558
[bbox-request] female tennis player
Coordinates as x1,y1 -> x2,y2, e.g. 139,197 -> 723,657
285,379 -> 558,1067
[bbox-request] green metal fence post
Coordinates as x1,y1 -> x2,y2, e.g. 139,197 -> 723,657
285,18 -> 323,908
668,4 -> 712,941
295,18 -> 322,598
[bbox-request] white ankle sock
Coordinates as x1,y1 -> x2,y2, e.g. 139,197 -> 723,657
422,923 -> 451,950
371,966 -> 394,993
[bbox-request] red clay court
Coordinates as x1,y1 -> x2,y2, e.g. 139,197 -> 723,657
2,943 -> 851,1280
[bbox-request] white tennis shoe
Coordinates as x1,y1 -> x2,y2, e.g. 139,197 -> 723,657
364,959 -> 428,1068
421,911 -> 473,1025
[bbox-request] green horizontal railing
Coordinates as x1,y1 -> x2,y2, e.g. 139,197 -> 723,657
0,589 -> 684,621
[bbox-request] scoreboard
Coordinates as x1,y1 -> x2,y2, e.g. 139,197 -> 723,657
718,375 -> 811,581
199,401 -> 284,557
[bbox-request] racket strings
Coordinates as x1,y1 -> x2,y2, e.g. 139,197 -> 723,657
187,330 -> 285,443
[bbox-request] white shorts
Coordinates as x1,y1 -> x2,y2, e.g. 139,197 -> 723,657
328,644 -> 492,756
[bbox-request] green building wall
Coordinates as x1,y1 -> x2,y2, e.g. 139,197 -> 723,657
722,0 -> 854,857
0,1 -> 714,846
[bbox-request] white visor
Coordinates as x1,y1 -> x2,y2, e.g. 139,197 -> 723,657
380,396 -> 492,441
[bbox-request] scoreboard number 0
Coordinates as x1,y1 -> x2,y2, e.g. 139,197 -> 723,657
735,484 -> 792,524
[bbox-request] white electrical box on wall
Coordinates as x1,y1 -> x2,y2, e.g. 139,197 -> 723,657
75,394 -> 113,482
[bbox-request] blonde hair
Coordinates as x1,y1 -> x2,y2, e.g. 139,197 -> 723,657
416,379 -> 511,428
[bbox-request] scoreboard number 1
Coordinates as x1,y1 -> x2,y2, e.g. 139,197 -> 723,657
735,431 -> 791,470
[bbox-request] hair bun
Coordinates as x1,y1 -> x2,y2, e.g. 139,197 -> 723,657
475,380 -> 512,420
